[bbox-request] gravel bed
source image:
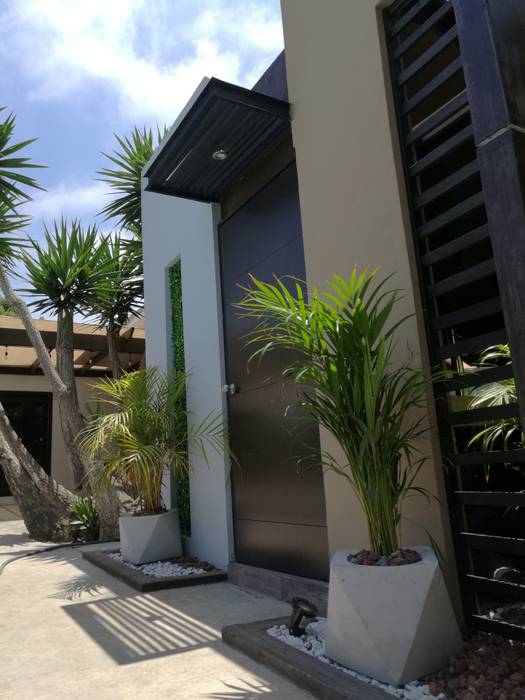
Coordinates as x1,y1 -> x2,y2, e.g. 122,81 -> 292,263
108,552 -> 208,578
427,631 -> 525,699
349,548 -> 422,566
267,618 -> 525,700
268,618 -> 439,699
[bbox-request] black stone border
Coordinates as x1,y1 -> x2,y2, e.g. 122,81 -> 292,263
222,617 -> 390,700
82,548 -> 227,592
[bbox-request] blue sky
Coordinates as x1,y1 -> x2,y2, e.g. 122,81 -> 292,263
0,0 -> 283,244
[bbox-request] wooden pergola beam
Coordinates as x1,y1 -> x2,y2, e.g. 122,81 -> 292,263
78,349 -> 108,375
0,327 -> 144,354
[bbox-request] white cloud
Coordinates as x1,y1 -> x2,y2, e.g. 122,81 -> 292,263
23,181 -> 110,223
0,0 -> 283,125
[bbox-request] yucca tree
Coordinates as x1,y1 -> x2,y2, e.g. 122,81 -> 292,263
0,109 -> 76,540
237,270 -> 433,556
20,220 -> 115,487
89,232 -> 144,378
80,368 -> 225,514
96,127 -> 165,371
0,107 -> 44,206
98,125 -> 166,231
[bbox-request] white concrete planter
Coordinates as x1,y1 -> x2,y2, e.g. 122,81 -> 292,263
119,509 -> 182,565
325,547 -> 462,686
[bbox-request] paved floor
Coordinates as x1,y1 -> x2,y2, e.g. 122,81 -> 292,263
0,507 -> 314,700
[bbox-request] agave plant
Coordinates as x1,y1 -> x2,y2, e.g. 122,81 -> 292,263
237,269 -> 433,556
79,367 -> 225,514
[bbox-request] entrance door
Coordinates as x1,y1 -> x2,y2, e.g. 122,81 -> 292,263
0,392 -> 52,497
219,163 -> 329,580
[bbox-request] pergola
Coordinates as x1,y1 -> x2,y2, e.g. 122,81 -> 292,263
0,315 -> 145,376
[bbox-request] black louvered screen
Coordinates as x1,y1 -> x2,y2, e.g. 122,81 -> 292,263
385,0 -> 525,640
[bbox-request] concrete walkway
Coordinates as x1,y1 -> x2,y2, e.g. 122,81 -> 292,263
0,507 -> 314,700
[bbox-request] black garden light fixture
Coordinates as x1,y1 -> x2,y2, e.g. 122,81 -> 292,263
288,597 -> 318,637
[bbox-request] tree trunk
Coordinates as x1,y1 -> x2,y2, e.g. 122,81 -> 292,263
55,309 -> 87,489
0,264 -> 121,539
0,265 -> 88,489
107,323 -> 122,379
0,400 -> 72,541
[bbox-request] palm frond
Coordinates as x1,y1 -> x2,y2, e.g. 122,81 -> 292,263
469,344 -> 522,456
19,219 -> 115,316
97,125 -> 167,230
237,268 -> 434,556
79,367 -> 226,513
0,107 -> 45,209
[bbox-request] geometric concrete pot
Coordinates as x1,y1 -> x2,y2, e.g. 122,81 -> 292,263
325,547 -> 463,686
119,509 -> 182,565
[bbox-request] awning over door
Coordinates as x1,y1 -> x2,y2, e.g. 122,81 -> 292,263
144,78 -> 290,203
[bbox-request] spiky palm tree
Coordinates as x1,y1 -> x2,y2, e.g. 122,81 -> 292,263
0,107 -> 44,207
90,232 -> 144,378
98,126 -> 166,231
97,126 -> 165,371
0,108 -> 75,540
20,220 -> 115,487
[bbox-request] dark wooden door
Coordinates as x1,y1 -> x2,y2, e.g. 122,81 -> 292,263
0,392 -> 52,497
219,163 -> 329,581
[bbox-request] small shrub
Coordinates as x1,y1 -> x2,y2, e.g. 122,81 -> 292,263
70,496 -> 100,542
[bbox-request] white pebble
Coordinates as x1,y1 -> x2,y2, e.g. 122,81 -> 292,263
267,619 -> 442,700
108,552 -> 207,578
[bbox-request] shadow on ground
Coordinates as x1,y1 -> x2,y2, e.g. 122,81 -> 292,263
48,574 -> 102,600
63,591 -> 221,664
206,678 -> 274,698
0,532 -> 34,549
1,535 -> 310,699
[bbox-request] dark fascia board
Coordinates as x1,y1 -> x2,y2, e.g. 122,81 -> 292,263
144,77 -> 291,202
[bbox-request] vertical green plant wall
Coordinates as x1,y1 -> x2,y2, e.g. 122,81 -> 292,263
168,260 -> 190,535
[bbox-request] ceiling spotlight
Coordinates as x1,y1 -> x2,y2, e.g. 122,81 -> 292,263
212,149 -> 228,161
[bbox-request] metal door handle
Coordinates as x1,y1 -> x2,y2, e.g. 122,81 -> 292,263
222,383 -> 238,395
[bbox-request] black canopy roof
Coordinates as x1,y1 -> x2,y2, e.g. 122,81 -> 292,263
144,78 -> 290,203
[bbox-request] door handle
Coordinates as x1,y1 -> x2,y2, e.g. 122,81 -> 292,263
222,383 -> 238,396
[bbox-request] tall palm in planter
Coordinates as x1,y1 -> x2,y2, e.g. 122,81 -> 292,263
238,269 -> 462,685
80,367 -> 224,564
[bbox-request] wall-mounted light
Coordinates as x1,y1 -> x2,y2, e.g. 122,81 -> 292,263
212,149 -> 228,161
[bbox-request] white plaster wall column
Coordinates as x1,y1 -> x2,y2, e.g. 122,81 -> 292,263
142,187 -> 233,569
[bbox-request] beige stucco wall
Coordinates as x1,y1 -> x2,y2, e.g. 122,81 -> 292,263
281,0 -> 459,602
0,374 -> 99,492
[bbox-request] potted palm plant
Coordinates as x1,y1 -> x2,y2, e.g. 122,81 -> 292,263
237,269 -> 462,685
80,367 -> 224,564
